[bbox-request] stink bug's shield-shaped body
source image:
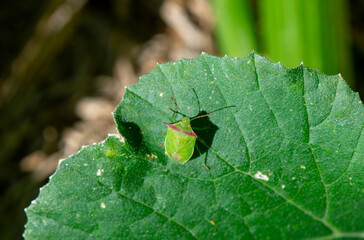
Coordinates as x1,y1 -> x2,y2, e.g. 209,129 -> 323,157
164,117 -> 197,164
164,92 -> 233,168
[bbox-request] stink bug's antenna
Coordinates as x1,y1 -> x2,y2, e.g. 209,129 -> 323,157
191,88 -> 235,121
208,105 -> 235,114
191,88 -> 209,121
169,108 -> 188,118
190,113 -> 211,121
190,104 -> 235,121
169,97 -> 188,118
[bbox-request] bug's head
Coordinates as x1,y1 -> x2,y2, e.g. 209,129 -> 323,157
181,117 -> 191,127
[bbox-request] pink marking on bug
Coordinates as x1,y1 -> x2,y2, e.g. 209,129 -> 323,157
167,124 -> 197,138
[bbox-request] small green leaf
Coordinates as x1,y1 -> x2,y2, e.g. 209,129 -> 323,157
25,53 -> 364,239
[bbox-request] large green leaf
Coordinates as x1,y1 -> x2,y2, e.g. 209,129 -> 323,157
24,53 -> 364,239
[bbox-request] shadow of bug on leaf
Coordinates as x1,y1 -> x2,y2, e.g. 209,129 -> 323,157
163,90 -> 234,170
190,110 -> 218,159
116,120 -> 143,151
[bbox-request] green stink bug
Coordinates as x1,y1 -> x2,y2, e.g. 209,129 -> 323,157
163,93 -> 231,169
164,116 -> 198,164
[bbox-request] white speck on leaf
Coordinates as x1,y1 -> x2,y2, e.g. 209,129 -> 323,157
101,202 -> 106,208
292,177 -> 296,180
159,92 -> 163,96
146,153 -> 158,159
97,169 -> 103,176
281,185 -> 286,189
253,171 -> 269,181
300,165 -> 306,169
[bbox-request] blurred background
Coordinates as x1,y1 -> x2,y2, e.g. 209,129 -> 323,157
0,0 -> 363,239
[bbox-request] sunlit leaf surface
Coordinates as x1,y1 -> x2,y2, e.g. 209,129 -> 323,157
25,53 -> 364,239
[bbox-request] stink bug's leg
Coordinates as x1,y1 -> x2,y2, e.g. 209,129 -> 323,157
204,151 -> 210,171
192,88 -> 201,113
197,137 -> 211,151
195,143 -> 210,170
196,137 -> 212,170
